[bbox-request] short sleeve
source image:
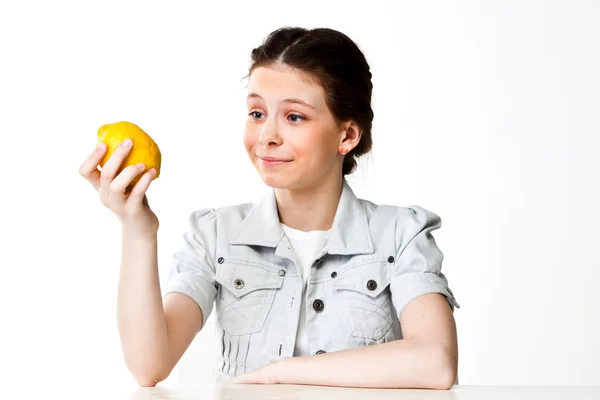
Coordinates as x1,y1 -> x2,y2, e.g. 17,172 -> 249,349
390,205 -> 460,318
162,208 -> 218,328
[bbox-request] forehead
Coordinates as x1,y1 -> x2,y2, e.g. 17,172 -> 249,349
247,65 -> 325,109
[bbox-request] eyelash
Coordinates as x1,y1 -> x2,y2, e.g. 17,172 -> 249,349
248,111 -> 306,123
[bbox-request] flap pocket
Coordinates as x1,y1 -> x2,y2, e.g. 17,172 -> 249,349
216,262 -> 284,298
332,261 -> 394,341
333,261 -> 392,298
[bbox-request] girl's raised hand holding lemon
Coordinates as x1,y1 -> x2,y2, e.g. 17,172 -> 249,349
81,122 -> 174,384
79,121 -> 162,236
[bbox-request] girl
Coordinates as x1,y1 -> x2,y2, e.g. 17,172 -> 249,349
80,27 -> 460,390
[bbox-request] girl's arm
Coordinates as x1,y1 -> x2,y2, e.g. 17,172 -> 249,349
233,292 -> 458,389
117,229 -> 203,387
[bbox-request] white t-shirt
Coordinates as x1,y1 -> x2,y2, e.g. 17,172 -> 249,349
280,223 -> 331,357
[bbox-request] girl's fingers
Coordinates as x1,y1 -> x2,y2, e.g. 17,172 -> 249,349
127,169 -> 156,205
79,143 -> 107,191
99,138 -> 133,200
109,163 -> 147,203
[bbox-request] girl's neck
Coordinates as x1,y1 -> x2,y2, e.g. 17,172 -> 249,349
275,176 -> 344,232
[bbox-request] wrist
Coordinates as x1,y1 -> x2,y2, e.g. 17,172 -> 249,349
121,222 -> 158,240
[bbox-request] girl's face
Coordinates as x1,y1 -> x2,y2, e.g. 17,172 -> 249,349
244,65 -> 346,190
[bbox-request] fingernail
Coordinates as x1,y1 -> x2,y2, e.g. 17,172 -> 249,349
121,138 -> 132,148
136,163 -> 145,170
96,142 -> 106,151
149,168 -> 156,176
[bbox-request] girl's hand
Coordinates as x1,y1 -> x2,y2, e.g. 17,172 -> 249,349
79,139 -> 159,236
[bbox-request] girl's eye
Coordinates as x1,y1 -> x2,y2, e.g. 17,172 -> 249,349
249,111 -> 264,120
288,114 -> 305,123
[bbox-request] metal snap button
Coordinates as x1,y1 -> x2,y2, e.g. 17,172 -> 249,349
217,257 -> 224,264
387,256 -> 394,263
316,350 -> 326,355
367,279 -> 377,291
233,278 -> 245,289
278,269 -> 286,277
330,271 -> 337,278
313,299 -> 324,312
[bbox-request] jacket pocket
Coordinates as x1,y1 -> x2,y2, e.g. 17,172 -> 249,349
215,261 -> 284,336
333,261 -> 393,341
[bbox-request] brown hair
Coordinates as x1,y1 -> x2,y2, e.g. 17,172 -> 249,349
246,27 -> 374,176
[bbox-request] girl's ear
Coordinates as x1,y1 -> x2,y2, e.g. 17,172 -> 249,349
340,120 -> 362,149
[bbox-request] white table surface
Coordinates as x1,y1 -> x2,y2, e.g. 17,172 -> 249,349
123,383 -> 600,400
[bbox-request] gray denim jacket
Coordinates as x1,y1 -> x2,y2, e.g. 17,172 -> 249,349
162,179 -> 459,380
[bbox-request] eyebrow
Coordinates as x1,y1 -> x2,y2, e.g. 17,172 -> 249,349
246,93 -> 317,111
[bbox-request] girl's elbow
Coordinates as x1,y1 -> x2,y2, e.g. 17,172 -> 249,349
136,378 -> 159,387
130,363 -> 172,387
431,370 -> 457,390
134,370 -> 169,387
431,345 -> 458,390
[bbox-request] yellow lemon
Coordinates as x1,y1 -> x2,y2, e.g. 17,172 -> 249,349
97,121 -> 161,189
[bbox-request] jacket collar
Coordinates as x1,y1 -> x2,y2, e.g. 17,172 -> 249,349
229,179 -> 374,256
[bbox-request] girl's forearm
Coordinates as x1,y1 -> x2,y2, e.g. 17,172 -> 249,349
275,339 -> 456,389
117,228 -> 171,386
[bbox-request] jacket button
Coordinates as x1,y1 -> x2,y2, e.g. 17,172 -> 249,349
313,299 -> 324,312
278,269 -> 286,277
316,350 -> 326,355
330,271 -> 337,279
217,257 -> 224,264
387,256 -> 394,263
367,280 -> 377,291
233,279 -> 245,289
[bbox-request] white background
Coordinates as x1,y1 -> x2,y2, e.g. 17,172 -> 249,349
0,0 -> 598,394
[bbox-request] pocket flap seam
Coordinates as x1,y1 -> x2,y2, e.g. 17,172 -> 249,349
216,262 -> 284,298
